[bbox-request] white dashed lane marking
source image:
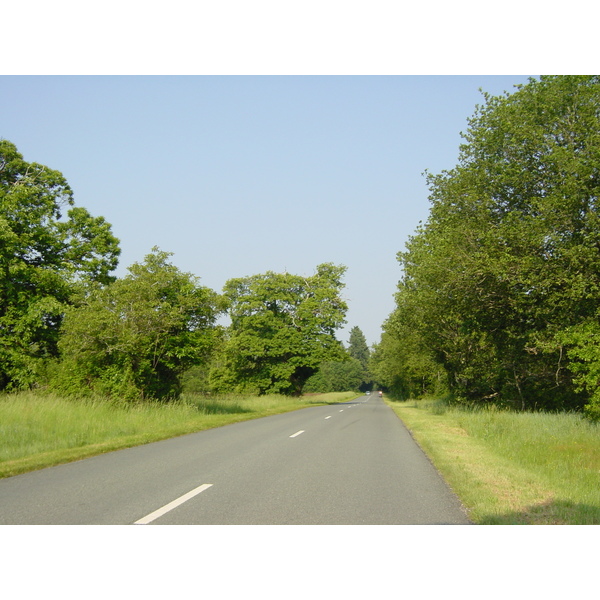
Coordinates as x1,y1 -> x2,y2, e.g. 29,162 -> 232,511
134,483 -> 213,525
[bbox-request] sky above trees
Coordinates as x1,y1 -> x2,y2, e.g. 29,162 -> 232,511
0,75 -> 536,346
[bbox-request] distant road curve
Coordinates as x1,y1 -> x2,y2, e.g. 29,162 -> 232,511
0,395 -> 471,524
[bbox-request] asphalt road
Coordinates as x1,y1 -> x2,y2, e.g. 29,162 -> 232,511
0,395 -> 471,524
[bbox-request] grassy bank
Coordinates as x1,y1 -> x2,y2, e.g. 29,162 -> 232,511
0,391 -> 359,479
386,397 -> 600,524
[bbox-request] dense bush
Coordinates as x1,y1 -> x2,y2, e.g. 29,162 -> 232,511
51,248 -> 225,401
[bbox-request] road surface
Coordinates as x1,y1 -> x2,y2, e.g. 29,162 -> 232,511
0,395 -> 471,524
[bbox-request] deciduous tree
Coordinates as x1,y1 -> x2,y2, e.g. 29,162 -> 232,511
303,356 -> 365,393
53,248 -> 224,400
215,264 -> 348,396
387,76 -> 600,412
0,140 -> 120,389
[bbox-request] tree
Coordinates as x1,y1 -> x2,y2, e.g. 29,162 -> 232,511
550,324 -> 600,420
370,314 -> 447,400
0,140 -> 120,389
345,326 -> 372,390
347,326 -> 369,366
303,356 -> 365,393
388,76 -> 600,412
216,264 -> 348,396
52,248 -> 225,401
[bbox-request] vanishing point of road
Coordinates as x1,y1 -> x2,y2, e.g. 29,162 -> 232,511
0,395 -> 471,524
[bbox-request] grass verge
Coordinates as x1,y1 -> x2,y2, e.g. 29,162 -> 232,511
0,391 -> 359,479
386,397 -> 600,524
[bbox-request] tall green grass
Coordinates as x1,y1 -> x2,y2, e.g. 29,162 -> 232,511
454,406 -> 600,521
389,397 -> 600,524
0,391 -> 359,478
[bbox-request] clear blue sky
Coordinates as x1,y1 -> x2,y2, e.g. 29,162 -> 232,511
1,75 -> 534,345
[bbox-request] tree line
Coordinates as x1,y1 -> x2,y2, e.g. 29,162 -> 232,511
0,138 -> 371,401
370,75 -> 600,421
14,75 -> 595,415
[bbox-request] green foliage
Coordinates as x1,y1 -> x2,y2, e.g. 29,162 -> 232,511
214,264 -> 348,396
52,248 -> 225,401
181,364 -> 212,394
0,140 -> 120,390
347,326 -> 370,367
370,326 -> 447,400
345,325 -> 373,390
382,76 -> 600,413
555,323 -> 600,421
303,356 -> 365,392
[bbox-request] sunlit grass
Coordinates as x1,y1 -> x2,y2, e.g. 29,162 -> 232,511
387,397 -> 600,524
0,391 -> 359,478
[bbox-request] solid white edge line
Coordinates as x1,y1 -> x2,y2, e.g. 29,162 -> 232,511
134,483 -> 213,525
289,430 -> 305,438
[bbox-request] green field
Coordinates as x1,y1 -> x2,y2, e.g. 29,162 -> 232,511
387,397 -> 600,524
0,391 -> 359,479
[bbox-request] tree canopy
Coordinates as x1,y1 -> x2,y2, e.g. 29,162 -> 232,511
212,264 -> 348,396
53,248 -> 225,400
0,140 -> 353,401
378,76 -> 600,417
0,140 -> 120,390
347,326 -> 370,368
12,76 -> 600,417
303,356 -> 365,393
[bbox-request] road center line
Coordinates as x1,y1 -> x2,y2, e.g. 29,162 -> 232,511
289,430 -> 305,438
134,483 -> 213,525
